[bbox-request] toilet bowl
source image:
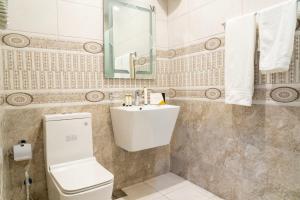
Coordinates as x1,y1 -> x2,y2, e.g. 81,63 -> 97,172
43,113 -> 114,200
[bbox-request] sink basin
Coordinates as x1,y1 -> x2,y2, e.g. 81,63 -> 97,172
110,105 -> 180,152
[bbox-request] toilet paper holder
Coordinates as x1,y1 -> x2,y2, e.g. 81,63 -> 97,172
12,140 -> 32,161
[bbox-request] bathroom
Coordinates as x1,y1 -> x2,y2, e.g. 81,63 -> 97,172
0,0 -> 299,199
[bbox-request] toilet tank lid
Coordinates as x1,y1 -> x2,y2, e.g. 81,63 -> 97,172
44,113 -> 91,122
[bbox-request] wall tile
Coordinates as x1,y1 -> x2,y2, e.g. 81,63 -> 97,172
151,0 -> 168,20
170,100 -> 300,200
168,14 -> 190,48
189,0 -> 242,42
187,0 -> 217,11
7,0 -> 58,36
242,0 -> 288,14
1,105 -> 170,200
167,0 -> 189,20
61,0 -> 103,7
57,0 -> 103,41
156,19 -> 169,49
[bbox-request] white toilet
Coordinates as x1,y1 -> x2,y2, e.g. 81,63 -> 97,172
43,113 -> 114,200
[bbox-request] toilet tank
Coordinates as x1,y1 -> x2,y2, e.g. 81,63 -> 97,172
43,113 -> 93,168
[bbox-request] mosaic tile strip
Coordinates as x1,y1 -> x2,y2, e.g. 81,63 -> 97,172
167,50 -> 225,88
167,34 -> 300,88
1,48 -> 103,90
1,48 -> 172,90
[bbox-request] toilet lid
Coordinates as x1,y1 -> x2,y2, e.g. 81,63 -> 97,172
50,157 -> 114,194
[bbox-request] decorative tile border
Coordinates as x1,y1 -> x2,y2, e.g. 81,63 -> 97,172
0,88 -> 172,106
2,33 -> 30,48
169,86 -> 300,105
1,31 -> 299,107
0,33 -> 87,52
204,38 -> 222,51
0,32 -> 169,56
168,37 -> 225,58
1,86 -> 300,106
269,87 -> 299,103
171,88 -> 225,99
83,42 -> 103,54
85,90 -> 105,102
205,88 -> 222,100
6,92 -> 33,106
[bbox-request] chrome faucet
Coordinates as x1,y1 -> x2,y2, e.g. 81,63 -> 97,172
134,90 -> 141,106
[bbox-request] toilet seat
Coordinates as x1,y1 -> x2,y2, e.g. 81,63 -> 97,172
50,157 -> 114,195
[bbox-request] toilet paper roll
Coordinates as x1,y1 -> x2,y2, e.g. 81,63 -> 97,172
13,143 -> 32,161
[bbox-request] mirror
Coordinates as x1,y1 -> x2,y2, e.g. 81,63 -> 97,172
104,0 -> 156,79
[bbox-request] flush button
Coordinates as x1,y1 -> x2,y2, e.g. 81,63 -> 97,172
66,135 -> 78,142
84,122 -> 88,126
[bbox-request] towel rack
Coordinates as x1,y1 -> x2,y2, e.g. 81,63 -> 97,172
222,0 -> 300,28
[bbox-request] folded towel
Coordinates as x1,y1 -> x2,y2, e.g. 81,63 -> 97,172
225,13 -> 257,106
257,0 -> 297,73
114,53 -> 131,72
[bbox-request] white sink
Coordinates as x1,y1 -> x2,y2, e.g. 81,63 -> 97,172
110,105 -> 180,152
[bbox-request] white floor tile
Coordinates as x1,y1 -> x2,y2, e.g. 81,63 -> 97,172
122,182 -> 164,200
153,197 -> 170,200
120,173 -> 224,200
145,173 -> 187,194
165,186 -> 211,200
180,182 -> 215,199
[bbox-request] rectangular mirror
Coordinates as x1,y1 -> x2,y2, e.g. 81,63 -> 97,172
104,0 -> 156,79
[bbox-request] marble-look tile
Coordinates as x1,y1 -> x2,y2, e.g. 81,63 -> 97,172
170,100 -> 300,200
1,104 -> 170,200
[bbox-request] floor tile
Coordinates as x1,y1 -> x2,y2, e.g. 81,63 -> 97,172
120,173 -> 224,200
180,182 -> 215,199
165,186 -> 211,200
145,173 -> 187,194
122,182 -> 164,200
153,197 -> 170,200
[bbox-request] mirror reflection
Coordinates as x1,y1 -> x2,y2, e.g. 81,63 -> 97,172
104,0 -> 156,79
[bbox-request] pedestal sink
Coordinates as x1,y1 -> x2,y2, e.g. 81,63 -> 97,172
110,105 -> 180,152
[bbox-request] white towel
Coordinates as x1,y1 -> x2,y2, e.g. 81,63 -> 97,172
257,0 -> 297,73
114,53 -> 131,72
225,14 -> 257,107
